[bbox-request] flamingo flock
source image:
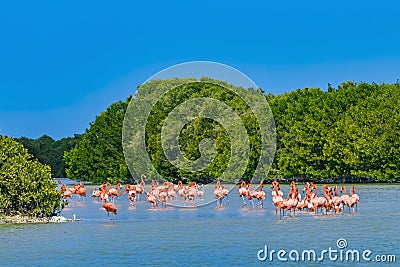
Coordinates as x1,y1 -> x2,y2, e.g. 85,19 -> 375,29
143,180 -> 207,208
238,181 -> 266,209
271,181 -> 360,218
59,177 -> 360,222
60,181 -> 87,201
214,180 -> 229,208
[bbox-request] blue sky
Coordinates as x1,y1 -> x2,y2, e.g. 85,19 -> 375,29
1,1 -> 399,139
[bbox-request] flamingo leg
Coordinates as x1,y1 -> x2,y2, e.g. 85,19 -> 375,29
242,196 -> 247,206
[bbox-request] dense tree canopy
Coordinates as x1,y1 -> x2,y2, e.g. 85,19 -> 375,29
63,79 -> 399,183
0,136 -> 62,217
268,81 -> 400,181
64,98 -> 132,184
123,77 -> 274,183
18,134 -> 82,178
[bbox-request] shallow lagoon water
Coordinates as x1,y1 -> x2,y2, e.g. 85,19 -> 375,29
1,184 -> 399,266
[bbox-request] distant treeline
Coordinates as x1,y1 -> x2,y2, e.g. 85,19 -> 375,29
17,134 -> 82,178
16,79 -> 400,183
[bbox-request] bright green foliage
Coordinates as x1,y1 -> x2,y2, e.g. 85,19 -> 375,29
0,136 -> 62,217
64,78 -> 399,183
64,98 -> 132,184
141,80 -> 265,182
122,77 -> 274,183
323,82 -> 400,181
269,82 -> 400,181
269,88 -> 328,178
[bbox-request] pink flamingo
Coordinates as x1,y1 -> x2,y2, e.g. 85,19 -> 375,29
296,183 -> 311,210
75,182 -> 87,202
133,175 -> 146,201
107,183 -> 122,203
186,182 -> 198,207
238,181 -> 248,206
214,181 -> 224,208
246,183 -> 256,209
271,181 -> 283,214
351,185 -> 359,212
340,186 -> 350,212
145,180 -> 160,208
196,183 -> 204,198
347,186 -> 359,213
310,185 -> 326,214
280,183 -> 300,216
125,184 -> 138,204
302,182 -> 316,211
322,185 -> 333,214
60,184 -> 73,199
99,182 -> 110,202
140,174 -> 146,187
252,181 -> 265,209
158,187 -> 169,207
332,185 -> 343,213
177,181 -> 186,199
101,195 -> 117,222
145,194 -> 158,208
127,189 -> 137,205
91,187 -> 101,201
165,182 -> 177,200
